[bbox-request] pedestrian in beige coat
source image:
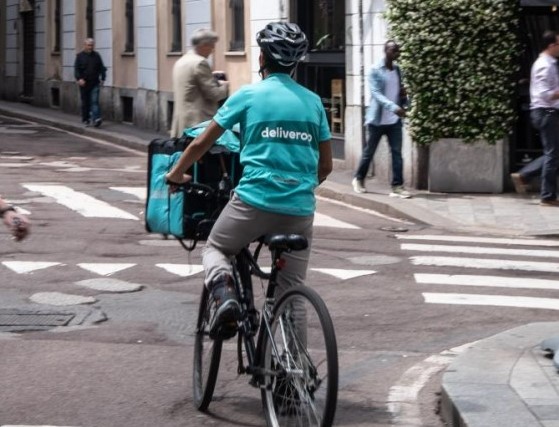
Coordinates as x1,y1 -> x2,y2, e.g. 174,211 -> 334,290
170,29 -> 229,138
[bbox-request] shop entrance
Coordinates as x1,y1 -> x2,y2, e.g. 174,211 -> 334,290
512,4 -> 559,172
292,0 -> 346,159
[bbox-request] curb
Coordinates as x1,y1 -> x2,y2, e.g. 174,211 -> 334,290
440,321 -> 559,427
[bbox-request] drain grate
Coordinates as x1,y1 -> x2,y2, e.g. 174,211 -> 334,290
0,313 -> 75,327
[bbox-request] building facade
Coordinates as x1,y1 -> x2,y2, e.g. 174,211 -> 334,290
1,0 -> 554,191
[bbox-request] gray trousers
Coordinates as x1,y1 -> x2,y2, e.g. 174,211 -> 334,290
203,192 -> 314,294
203,193 -> 314,346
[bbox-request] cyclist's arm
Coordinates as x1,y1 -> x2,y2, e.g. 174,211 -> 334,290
166,120 -> 226,184
318,140 -> 333,184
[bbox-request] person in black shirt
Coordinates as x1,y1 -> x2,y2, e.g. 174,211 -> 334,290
74,38 -> 106,127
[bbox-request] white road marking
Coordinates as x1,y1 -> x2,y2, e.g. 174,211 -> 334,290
316,194 -> 413,224
415,273 -> 559,290
22,184 -> 138,220
402,243 -> 559,258
110,186 -> 146,200
311,268 -> 376,279
397,234 -> 559,247
2,261 -> 61,274
410,256 -> 559,273
76,263 -> 136,276
0,163 -> 28,167
156,263 -> 204,277
388,354 -> 451,425
313,212 -> 360,229
388,342 -> 476,426
423,292 -> 559,310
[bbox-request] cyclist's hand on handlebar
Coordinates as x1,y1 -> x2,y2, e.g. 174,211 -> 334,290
165,171 -> 192,193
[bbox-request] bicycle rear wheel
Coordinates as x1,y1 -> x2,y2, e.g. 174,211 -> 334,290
260,286 -> 338,427
193,286 -> 223,411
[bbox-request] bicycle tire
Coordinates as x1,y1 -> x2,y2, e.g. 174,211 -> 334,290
260,286 -> 338,427
192,286 -> 223,411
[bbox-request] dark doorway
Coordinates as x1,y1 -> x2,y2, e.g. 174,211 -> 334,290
21,0 -> 35,99
293,0 -> 346,159
512,6 -> 559,171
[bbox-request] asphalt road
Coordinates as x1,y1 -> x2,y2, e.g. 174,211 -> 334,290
1,116 -> 558,427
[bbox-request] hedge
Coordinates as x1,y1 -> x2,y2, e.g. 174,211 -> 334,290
385,0 -> 520,145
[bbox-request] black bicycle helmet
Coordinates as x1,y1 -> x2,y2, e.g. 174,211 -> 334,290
256,22 -> 309,67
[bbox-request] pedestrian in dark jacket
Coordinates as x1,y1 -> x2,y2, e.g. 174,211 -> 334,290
74,38 -> 106,127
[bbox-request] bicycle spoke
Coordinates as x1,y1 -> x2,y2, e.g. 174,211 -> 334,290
260,286 -> 338,427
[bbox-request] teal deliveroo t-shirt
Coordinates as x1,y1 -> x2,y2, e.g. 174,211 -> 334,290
213,73 -> 331,216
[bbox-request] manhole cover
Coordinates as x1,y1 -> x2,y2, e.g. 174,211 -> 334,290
0,313 -> 75,327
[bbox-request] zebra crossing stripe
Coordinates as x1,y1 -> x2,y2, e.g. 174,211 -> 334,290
313,212 -> 360,229
397,234 -> 559,247
402,243 -> 559,258
23,184 -> 138,220
311,268 -> 376,279
415,274 -> 559,291
423,292 -> 559,310
411,256 -> 559,273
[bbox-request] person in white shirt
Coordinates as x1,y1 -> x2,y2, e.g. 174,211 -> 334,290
352,41 -> 411,198
524,30 -> 559,206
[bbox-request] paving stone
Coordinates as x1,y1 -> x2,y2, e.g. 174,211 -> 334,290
74,278 -> 144,293
30,292 -> 97,306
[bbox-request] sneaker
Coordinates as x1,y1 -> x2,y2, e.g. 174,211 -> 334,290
352,178 -> 366,194
510,173 -> 528,194
93,118 -> 102,128
208,274 -> 240,340
82,120 -> 91,127
389,186 -> 412,199
540,199 -> 559,207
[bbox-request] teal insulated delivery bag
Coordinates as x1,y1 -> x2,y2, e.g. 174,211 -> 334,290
145,132 -> 240,243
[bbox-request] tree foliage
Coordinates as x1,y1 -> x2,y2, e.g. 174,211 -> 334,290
385,0 -> 520,145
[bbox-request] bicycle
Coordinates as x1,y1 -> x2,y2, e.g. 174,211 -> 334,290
188,185 -> 339,427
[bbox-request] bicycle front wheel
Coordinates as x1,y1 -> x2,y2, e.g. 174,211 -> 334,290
193,286 -> 222,411
260,286 -> 338,427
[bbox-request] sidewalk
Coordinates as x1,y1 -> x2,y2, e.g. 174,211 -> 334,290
2,100 -> 559,426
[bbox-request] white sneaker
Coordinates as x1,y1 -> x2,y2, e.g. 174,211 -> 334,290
352,178 -> 366,193
389,186 -> 412,199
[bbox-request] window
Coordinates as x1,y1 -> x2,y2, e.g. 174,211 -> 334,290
53,0 -> 61,53
125,0 -> 134,52
86,0 -> 94,38
228,0 -> 244,51
171,0 -> 182,52
309,0 -> 345,51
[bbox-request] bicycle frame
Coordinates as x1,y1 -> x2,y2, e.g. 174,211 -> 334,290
231,242 -> 285,386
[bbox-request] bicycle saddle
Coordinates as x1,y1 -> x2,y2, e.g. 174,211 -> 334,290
266,234 -> 308,251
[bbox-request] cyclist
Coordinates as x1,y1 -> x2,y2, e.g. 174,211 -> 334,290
166,22 -> 333,339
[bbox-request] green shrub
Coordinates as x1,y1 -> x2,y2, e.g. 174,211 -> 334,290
385,0 -> 520,145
